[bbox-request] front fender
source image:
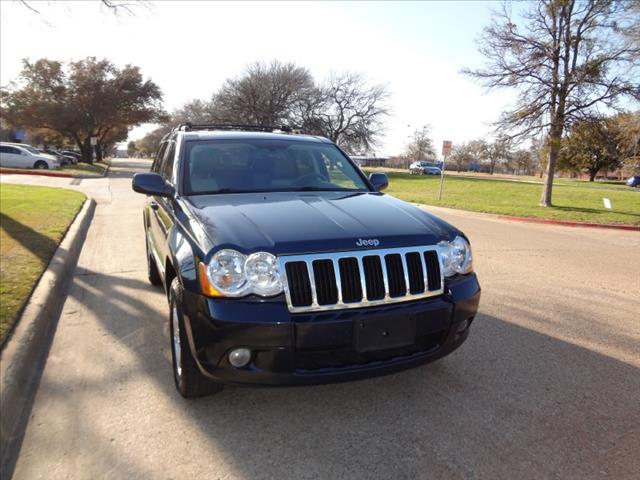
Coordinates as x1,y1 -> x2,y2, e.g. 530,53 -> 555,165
167,225 -> 201,294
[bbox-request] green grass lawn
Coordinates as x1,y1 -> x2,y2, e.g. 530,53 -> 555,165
364,170 -> 640,226
59,160 -> 109,177
0,160 -> 109,177
0,184 -> 85,344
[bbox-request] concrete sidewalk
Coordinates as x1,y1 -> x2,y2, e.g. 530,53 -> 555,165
6,158 -> 640,479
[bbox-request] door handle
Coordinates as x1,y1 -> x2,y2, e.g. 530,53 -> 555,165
149,201 -> 159,210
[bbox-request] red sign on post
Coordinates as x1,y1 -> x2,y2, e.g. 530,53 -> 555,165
442,140 -> 452,157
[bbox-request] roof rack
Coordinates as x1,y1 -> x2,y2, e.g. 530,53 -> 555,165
174,123 -> 302,134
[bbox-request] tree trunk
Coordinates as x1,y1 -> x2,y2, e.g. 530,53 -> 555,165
540,139 -> 560,207
82,137 -> 93,164
95,143 -> 103,163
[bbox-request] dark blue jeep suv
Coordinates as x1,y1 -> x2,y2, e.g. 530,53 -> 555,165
132,124 -> 481,398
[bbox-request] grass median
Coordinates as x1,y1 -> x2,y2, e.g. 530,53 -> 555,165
365,170 -> 640,226
0,160 -> 109,178
0,184 -> 86,344
60,160 -> 109,177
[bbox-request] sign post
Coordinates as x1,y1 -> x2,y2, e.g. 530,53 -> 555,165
90,136 -> 97,162
438,140 -> 452,201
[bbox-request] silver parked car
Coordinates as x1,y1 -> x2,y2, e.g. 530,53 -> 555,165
0,143 -> 60,169
409,161 -> 441,175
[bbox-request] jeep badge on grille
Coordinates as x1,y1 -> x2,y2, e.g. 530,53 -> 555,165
356,238 -> 380,247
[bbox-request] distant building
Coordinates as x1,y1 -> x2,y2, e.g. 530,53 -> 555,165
349,155 -> 388,167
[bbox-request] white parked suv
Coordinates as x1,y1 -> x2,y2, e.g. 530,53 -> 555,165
0,143 -> 60,169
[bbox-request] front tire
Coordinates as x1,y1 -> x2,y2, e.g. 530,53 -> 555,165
146,236 -> 162,286
169,278 -> 223,398
34,161 -> 48,170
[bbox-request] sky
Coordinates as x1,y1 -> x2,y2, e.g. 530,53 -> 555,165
0,0 -> 516,157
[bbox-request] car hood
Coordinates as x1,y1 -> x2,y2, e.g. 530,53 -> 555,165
184,191 -> 458,256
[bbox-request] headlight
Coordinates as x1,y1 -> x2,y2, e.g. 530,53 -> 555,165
203,249 -> 283,297
208,249 -> 248,296
438,236 -> 473,277
245,252 -> 282,296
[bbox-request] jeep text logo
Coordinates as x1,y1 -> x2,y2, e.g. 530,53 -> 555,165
355,238 -> 380,247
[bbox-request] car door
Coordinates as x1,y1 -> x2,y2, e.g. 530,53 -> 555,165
149,140 -> 177,276
0,146 -> 25,167
146,142 -> 168,277
155,141 -> 177,265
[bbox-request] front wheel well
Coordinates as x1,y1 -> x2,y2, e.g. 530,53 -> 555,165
164,259 -> 177,298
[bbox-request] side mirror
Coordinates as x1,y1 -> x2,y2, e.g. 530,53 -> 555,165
369,172 -> 389,192
132,173 -> 174,197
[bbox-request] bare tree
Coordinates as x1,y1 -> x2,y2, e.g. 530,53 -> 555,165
169,98 -> 222,126
214,61 -> 315,126
156,64 -> 389,155
19,0 -> 152,15
449,142 -> 476,172
464,0 -> 639,206
479,136 -> 512,175
404,126 -> 435,166
301,72 -> 390,153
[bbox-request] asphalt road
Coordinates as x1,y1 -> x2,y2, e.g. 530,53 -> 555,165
4,159 -> 640,479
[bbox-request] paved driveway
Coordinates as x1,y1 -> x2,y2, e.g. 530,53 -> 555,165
5,159 -> 640,479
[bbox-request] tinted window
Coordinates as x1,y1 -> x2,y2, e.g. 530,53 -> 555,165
161,142 -> 176,181
0,146 -> 20,154
152,142 -> 167,173
183,140 -> 369,194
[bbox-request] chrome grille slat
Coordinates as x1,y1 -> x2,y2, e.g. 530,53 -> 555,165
279,246 -> 445,313
379,254 -> 391,300
332,258 -> 343,305
305,260 -> 319,308
400,253 -> 411,295
357,257 -> 368,303
419,250 -> 429,291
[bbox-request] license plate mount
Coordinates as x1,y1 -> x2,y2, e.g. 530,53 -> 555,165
353,314 -> 416,353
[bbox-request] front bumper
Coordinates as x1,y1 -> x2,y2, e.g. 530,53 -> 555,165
180,273 -> 481,387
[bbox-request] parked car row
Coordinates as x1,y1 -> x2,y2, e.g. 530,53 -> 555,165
0,142 -> 83,170
43,149 -> 78,165
0,142 -> 60,169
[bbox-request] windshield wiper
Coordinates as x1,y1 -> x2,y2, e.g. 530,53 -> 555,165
189,187 -> 364,195
191,188 -> 270,195
292,186 -> 361,192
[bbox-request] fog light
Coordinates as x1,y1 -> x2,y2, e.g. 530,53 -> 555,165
456,320 -> 469,334
229,348 -> 252,368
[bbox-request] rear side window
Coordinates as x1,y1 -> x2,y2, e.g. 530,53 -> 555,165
162,142 -> 176,181
151,142 -> 167,173
0,146 -> 21,154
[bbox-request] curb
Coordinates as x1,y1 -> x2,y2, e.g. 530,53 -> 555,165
1,161 -> 111,179
496,215 -> 640,231
0,198 -> 96,475
0,168 -> 74,178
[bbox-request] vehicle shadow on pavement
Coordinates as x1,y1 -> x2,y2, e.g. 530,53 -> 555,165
16,267 -> 638,480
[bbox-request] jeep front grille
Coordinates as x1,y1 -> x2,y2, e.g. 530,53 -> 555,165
279,246 -> 444,313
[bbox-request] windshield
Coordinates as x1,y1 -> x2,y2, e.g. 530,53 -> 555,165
21,145 -> 41,154
183,140 -> 369,195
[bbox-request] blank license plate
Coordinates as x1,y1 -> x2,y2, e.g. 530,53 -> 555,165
353,314 -> 416,353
